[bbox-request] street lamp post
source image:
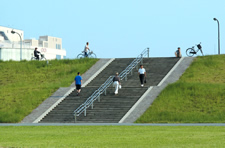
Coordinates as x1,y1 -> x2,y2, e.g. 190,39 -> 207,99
213,18 -> 220,55
11,30 -> 22,61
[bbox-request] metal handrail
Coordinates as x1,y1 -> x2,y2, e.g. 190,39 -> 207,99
74,47 -> 149,122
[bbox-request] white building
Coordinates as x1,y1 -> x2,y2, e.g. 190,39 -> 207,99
0,26 -> 24,42
0,26 -> 66,61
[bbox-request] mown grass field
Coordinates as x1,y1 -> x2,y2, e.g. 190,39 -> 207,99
0,126 -> 224,148
136,55 -> 225,123
0,59 -> 98,123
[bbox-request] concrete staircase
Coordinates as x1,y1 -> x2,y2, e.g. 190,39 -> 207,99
40,57 -> 180,123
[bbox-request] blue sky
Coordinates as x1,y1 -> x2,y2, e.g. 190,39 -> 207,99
1,0 -> 224,58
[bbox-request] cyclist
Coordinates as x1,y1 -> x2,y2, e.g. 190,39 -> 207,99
84,42 -> 90,57
175,47 -> 182,58
34,47 -> 40,60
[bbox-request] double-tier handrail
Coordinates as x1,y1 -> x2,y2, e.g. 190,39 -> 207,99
119,48 -> 149,80
74,47 -> 149,122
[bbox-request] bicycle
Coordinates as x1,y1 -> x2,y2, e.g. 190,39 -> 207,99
186,42 -> 204,57
77,51 -> 97,59
31,53 -> 46,61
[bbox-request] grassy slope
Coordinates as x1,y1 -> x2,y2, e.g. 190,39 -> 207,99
136,55 -> 225,123
0,59 -> 98,123
0,126 -> 224,147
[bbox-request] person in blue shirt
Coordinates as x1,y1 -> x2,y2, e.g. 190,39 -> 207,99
74,72 -> 82,96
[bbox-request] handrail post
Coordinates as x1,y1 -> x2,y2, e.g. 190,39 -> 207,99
147,48 -> 149,58
105,89 -> 107,95
98,95 -> 100,102
131,69 -> 133,75
74,112 -> 77,123
84,106 -> 86,116
91,102 -> 94,109
125,74 -> 127,81
141,54 -> 143,64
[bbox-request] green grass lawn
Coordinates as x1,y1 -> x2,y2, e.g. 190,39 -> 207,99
0,126 -> 224,147
136,55 -> 225,123
0,59 -> 98,123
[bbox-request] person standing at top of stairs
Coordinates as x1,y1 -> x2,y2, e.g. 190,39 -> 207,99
75,72 -> 82,96
138,65 -> 146,87
113,72 -> 121,95
175,47 -> 182,58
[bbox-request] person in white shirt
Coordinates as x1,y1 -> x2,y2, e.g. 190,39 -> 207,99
113,72 -> 121,95
84,42 -> 90,57
138,65 -> 146,87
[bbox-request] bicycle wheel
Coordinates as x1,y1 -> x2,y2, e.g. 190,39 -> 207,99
89,53 -> 97,58
77,54 -> 84,59
186,48 -> 195,57
41,57 -> 46,61
31,57 -> 36,60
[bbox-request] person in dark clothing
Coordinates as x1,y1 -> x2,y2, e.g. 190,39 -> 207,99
34,47 -> 40,60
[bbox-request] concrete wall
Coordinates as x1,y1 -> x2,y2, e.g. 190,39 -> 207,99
38,47 -> 66,59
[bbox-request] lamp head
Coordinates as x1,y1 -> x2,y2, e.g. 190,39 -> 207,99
213,18 -> 217,21
11,30 -> 15,34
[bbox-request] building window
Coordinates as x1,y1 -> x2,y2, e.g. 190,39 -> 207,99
56,55 -> 61,59
63,56 -> 66,59
56,44 -> 61,49
44,42 -> 48,48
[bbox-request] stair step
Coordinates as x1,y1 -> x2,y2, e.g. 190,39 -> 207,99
40,57 -> 179,123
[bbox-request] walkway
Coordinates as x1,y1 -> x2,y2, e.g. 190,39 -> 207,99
1,123 -> 225,126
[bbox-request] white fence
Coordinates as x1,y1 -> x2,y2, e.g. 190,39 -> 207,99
0,41 -> 31,48
0,48 -> 34,61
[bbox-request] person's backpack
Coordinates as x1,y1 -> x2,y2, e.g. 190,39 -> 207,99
197,44 -> 202,49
